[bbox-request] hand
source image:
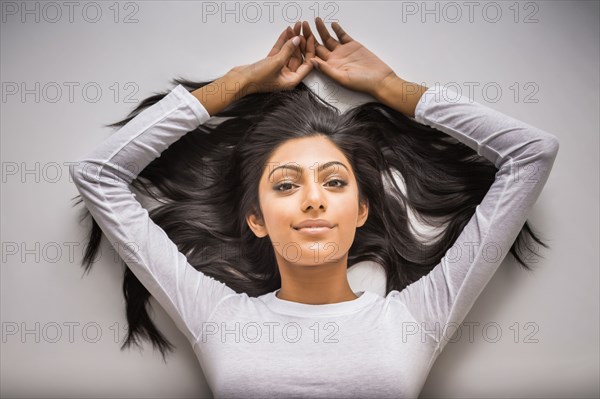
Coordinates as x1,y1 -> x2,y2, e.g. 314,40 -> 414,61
228,22 -> 314,95
302,17 -> 398,98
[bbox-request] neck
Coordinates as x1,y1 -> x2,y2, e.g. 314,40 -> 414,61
275,253 -> 358,305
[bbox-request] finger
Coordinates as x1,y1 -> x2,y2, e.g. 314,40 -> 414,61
301,20 -> 314,39
310,57 -> 342,82
314,42 -> 330,60
303,20 -> 329,60
267,27 -> 290,57
299,32 -> 307,56
294,59 -> 315,82
285,54 -> 316,89
289,36 -> 305,72
293,21 -> 301,36
304,34 -> 316,61
276,36 -> 302,66
298,35 -> 307,57
331,21 -> 353,44
315,16 -> 339,52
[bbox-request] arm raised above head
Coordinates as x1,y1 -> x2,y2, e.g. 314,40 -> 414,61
70,83 -> 239,345
70,24 -> 316,346
395,84 -> 559,354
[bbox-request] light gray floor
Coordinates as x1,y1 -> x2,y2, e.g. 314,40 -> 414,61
2,1 -> 598,398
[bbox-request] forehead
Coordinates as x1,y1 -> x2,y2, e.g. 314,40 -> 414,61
265,136 -> 348,168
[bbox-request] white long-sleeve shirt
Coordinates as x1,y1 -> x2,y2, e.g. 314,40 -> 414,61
70,83 -> 559,398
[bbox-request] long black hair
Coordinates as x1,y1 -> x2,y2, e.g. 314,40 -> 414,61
71,76 -> 549,361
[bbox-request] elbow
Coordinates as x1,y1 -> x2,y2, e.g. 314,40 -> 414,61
505,131 -> 560,174
546,134 -> 560,158
521,131 -> 560,164
70,159 -> 130,189
69,159 -> 101,187
538,133 -> 560,162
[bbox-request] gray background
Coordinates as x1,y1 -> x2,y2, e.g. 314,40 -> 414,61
1,1 -> 598,398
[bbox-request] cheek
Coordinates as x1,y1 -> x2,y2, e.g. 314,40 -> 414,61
264,206 -> 295,231
258,193 -> 295,232
335,190 -> 360,219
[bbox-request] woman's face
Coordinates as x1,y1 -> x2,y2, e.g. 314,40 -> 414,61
246,135 -> 369,267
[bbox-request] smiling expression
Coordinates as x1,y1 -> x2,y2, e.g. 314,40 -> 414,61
246,135 -> 369,267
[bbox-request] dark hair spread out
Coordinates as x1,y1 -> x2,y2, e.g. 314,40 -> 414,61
71,77 -> 549,361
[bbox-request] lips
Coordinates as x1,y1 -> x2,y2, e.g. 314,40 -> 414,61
292,219 -> 336,230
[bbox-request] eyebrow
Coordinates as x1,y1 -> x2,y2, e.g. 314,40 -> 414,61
267,161 -> 350,180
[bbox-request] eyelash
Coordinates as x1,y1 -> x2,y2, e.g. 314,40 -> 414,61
274,179 -> 348,192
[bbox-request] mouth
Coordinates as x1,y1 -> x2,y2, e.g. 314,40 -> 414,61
292,226 -> 336,235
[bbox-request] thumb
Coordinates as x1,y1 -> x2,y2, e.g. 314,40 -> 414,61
310,57 -> 339,80
276,36 -> 301,64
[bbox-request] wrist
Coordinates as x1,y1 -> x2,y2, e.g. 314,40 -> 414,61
375,75 -> 428,118
191,71 -> 247,117
373,72 -> 401,100
224,68 -> 252,96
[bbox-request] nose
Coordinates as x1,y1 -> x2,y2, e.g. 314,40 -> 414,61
301,180 -> 327,211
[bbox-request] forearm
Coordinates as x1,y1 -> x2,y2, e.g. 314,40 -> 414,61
374,75 -> 429,118
191,71 -> 248,117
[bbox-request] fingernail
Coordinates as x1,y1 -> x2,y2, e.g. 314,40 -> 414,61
292,36 -> 300,46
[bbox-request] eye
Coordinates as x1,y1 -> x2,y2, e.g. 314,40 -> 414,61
274,182 -> 297,192
327,179 -> 348,188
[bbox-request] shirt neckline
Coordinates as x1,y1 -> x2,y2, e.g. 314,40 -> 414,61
259,289 -> 378,317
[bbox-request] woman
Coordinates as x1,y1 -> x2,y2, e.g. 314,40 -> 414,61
70,18 -> 559,398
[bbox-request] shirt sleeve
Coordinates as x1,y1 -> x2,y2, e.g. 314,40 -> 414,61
397,85 -> 560,354
70,84 -> 237,345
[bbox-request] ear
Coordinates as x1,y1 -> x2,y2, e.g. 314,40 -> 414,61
356,198 -> 369,228
246,209 -> 269,238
